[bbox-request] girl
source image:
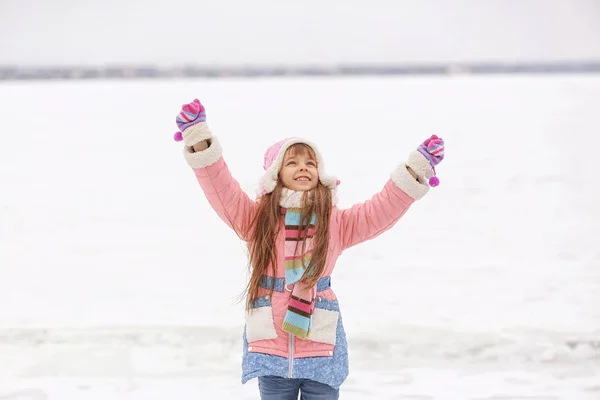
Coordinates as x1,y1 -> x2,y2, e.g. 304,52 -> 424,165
174,99 -> 444,399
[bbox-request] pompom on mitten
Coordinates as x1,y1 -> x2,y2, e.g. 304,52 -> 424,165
407,135 -> 445,187
173,98 -> 212,146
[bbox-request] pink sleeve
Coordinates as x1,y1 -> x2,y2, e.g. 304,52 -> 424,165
335,160 -> 434,250
336,180 -> 415,250
185,139 -> 256,240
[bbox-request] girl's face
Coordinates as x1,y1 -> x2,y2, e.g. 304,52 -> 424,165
279,145 -> 319,191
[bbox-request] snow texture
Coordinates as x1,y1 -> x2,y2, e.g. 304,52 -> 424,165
0,75 -> 599,398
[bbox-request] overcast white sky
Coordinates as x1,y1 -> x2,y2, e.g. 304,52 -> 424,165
2,0 -> 600,66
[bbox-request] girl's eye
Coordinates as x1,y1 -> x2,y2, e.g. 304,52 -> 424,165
286,161 -> 296,166
307,161 -> 316,167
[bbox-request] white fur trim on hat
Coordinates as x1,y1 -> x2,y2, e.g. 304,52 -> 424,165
258,138 -> 338,196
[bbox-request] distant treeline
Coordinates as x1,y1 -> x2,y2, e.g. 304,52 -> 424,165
1,62 -> 600,81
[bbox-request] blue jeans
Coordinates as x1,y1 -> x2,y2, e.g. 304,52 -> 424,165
258,375 -> 339,400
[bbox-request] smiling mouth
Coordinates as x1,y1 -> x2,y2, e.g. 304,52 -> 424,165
295,177 -> 311,181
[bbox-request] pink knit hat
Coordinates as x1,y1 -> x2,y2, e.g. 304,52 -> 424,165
259,137 -> 339,196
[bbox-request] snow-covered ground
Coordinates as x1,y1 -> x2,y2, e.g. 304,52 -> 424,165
1,75 -> 598,399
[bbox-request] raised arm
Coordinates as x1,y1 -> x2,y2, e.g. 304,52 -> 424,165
336,136 -> 444,250
175,99 -> 257,240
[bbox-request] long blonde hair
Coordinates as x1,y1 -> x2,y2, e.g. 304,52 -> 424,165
244,143 -> 332,310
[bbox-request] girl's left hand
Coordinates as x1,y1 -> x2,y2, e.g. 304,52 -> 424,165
417,135 -> 444,167
406,135 -> 445,186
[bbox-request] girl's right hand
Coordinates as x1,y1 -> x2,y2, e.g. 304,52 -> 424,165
173,98 -> 213,146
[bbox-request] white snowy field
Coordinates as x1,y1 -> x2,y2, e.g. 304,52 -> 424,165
0,75 -> 599,399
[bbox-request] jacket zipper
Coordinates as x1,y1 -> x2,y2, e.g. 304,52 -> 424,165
282,215 -> 295,379
288,333 -> 294,378
281,216 -> 295,379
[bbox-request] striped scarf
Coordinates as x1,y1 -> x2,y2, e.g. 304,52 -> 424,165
280,189 -> 317,339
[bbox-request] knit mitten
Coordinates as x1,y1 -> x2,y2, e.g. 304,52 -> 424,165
173,98 -> 212,145
406,135 -> 445,187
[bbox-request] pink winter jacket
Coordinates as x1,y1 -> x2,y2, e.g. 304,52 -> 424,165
185,137 -> 430,359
